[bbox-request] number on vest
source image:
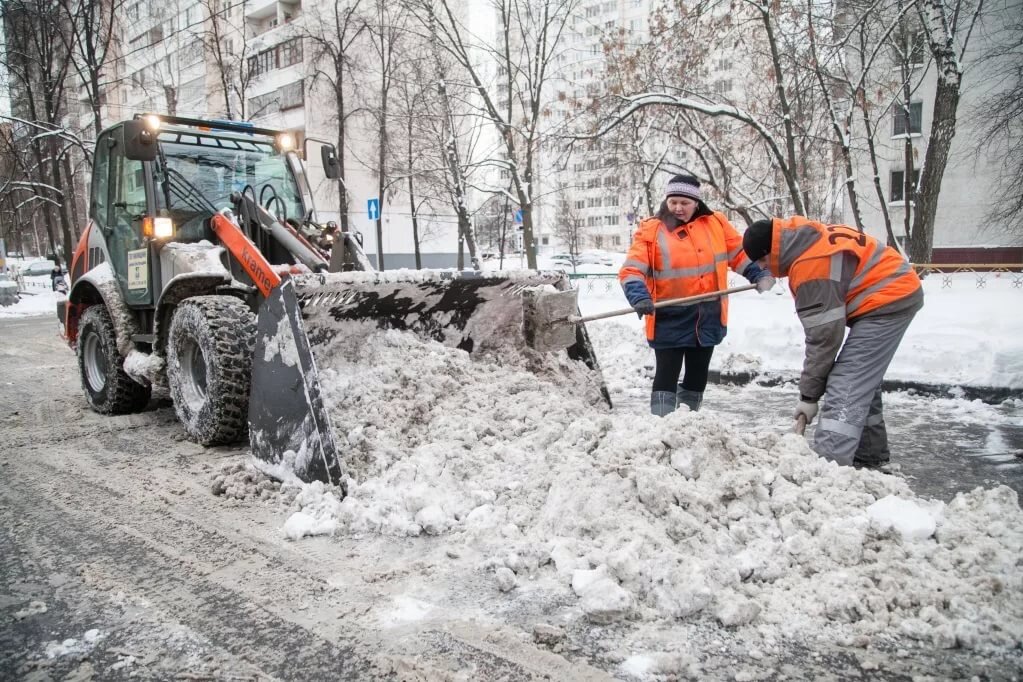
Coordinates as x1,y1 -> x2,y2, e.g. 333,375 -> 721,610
825,225 -> 867,247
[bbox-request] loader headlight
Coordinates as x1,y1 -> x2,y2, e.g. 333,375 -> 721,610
154,217 -> 175,238
276,133 -> 296,152
143,114 -> 161,132
143,216 -> 175,239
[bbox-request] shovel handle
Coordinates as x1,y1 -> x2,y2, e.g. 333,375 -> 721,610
569,283 -> 759,324
794,414 -> 807,435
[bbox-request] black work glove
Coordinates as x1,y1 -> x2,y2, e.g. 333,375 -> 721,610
633,299 -> 655,318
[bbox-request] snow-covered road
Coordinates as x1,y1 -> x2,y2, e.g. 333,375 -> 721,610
2,313 -> 1021,680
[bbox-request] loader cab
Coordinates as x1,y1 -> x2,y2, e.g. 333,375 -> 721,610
93,115 -> 322,308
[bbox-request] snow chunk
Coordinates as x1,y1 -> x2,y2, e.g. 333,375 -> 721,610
123,349 -> 164,385
867,495 -> 940,541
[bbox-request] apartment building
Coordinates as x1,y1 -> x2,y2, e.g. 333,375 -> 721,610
101,0 -> 467,267
843,0 -> 1022,260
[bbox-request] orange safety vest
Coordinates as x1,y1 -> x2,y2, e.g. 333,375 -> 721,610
767,216 -> 921,320
620,212 -> 753,340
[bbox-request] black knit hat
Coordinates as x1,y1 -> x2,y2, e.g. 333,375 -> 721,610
743,219 -> 774,262
664,174 -> 701,202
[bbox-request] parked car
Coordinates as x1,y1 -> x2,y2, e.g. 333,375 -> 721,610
575,252 -> 614,266
20,259 -> 57,276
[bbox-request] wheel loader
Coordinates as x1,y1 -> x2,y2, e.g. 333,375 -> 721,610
59,114 -> 607,488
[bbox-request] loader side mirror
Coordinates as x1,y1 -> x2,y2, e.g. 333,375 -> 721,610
321,145 -> 340,180
122,120 -> 158,161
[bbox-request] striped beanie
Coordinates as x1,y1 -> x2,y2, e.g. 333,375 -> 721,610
665,174 -> 702,201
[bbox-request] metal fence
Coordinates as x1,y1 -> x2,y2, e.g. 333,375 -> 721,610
913,264 -> 1023,289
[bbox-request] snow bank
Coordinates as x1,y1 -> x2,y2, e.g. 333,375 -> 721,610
278,325 -> 1023,650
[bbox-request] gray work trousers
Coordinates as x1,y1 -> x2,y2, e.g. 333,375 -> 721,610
813,307 -> 919,466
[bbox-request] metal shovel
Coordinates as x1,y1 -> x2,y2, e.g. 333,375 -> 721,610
524,283 -> 758,352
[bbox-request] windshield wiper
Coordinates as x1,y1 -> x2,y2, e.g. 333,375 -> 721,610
164,169 -> 217,214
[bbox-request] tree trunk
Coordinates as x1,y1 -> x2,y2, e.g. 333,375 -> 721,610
909,77 -> 958,264
164,85 -> 178,116
407,175 -> 421,269
48,139 -> 75,266
910,0 -> 965,264
91,71 -> 104,138
334,80 -> 350,234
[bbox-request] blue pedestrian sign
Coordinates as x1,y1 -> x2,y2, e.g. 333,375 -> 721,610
367,198 -> 380,221
513,209 -> 523,224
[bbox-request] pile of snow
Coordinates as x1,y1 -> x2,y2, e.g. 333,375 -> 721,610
262,324 -> 1022,650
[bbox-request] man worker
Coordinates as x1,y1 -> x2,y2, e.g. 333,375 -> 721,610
742,216 -> 923,469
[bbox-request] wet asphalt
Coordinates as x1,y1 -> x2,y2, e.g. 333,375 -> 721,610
622,382 -> 1023,503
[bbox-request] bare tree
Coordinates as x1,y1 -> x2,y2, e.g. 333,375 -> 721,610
2,0 -> 80,266
474,192 -> 516,265
591,0 -> 846,221
58,0 -> 121,138
420,0 -> 577,269
908,0 -> 985,263
551,198 -> 584,270
391,53 -> 436,268
805,0 -> 922,243
419,7 -> 483,269
364,0 -> 410,269
197,0 -> 253,120
970,0 -> 1022,236
305,0 -> 366,234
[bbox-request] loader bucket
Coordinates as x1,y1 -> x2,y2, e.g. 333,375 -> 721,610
248,270 -> 609,485
249,278 -> 346,487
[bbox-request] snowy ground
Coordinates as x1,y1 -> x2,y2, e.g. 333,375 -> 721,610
2,263 -> 1021,680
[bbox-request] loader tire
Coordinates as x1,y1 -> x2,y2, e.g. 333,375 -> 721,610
77,305 -> 152,415
167,296 -> 255,446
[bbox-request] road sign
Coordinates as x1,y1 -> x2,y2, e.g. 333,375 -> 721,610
513,209 -> 523,224
367,198 -> 380,221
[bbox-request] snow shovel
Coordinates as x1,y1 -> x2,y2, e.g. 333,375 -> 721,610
524,283 -> 758,353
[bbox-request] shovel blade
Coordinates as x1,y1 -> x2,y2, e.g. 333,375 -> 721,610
522,287 -> 582,352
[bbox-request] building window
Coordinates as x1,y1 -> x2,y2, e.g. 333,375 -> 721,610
247,38 -> 303,78
279,37 -> 303,68
278,80 -> 304,110
890,169 -> 919,203
893,102 -> 922,136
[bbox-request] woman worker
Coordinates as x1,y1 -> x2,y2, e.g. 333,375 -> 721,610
619,174 -> 775,415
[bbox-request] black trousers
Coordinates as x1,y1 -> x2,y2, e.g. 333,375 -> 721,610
652,346 -> 715,393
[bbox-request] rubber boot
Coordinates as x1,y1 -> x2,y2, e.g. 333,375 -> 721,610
650,390 -> 677,417
676,387 -> 704,412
